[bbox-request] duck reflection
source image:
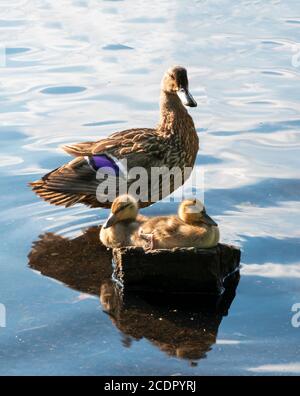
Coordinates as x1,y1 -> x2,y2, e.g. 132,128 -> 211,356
28,226 -> 239,364
28,226 -> 111,294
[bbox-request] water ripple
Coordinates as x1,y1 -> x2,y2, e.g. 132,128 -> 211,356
40,86 -> 87,95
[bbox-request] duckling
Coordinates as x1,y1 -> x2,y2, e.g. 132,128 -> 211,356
138,199 -> 219,249
30,66 -> 198,209
100,194 -> 147,248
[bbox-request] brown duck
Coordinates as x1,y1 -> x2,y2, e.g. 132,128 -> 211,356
30,66 -> 199,208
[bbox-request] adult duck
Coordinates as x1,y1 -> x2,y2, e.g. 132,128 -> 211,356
30,66 -> 199,208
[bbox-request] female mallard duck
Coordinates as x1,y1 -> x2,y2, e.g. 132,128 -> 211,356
99,194 -> 148,248
100,195 -> 219,249
30,66 -> 198,208
139,198 -> 220,249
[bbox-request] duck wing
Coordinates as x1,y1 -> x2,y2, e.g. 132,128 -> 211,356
30,156 -> 103,208
30,128 -> 167,208
63,126 -> 167,183
63,128 -> 161,158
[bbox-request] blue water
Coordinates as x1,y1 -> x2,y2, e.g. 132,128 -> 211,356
1,0 -> 300,375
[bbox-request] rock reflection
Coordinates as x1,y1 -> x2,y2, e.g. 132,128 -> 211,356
28,226 -> 239,364
100,279 -> 239,363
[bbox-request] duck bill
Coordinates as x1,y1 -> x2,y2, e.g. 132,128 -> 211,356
177,87 -> 197,107
202,213 -> 218,226
103,213 -> 117,229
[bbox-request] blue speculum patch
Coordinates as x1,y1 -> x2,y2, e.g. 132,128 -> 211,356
88,154 -> 119,176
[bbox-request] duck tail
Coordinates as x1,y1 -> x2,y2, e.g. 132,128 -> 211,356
30,179 -> 84,207
29,157 -> 101,208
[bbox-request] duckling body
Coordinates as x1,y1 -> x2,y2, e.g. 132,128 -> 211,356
100,217 -> 145,248
138,215 -> 219,249
30,66 -> 198,209
99,195 -> 148,248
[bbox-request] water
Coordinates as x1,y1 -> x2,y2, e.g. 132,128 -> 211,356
1,0 -> 300,375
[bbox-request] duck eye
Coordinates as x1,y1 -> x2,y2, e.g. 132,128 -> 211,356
115,202 -> 131,214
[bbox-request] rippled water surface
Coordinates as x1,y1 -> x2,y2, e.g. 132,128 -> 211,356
1,0 -> 300,375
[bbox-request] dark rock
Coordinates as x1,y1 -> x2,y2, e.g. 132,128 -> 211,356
112,243 -> 241,295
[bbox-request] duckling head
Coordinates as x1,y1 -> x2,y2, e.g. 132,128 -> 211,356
161,66 -> 197,107
103,194 -> 138,229
178,198 -> 217,226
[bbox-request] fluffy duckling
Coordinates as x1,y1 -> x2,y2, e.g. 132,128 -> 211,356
138,198 -> 219,249
100,194 -> 147,248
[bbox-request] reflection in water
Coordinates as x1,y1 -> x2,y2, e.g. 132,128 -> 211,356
28,226 -> 239,364
28,226 -> 111,295
100,280 -> 239,363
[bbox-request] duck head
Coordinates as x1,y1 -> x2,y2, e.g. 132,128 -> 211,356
103,194 -> 138,229
161,66 -> 197,107
178,198 -> 217,226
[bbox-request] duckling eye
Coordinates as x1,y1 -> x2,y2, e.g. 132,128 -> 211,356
115,202 -> 131,214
